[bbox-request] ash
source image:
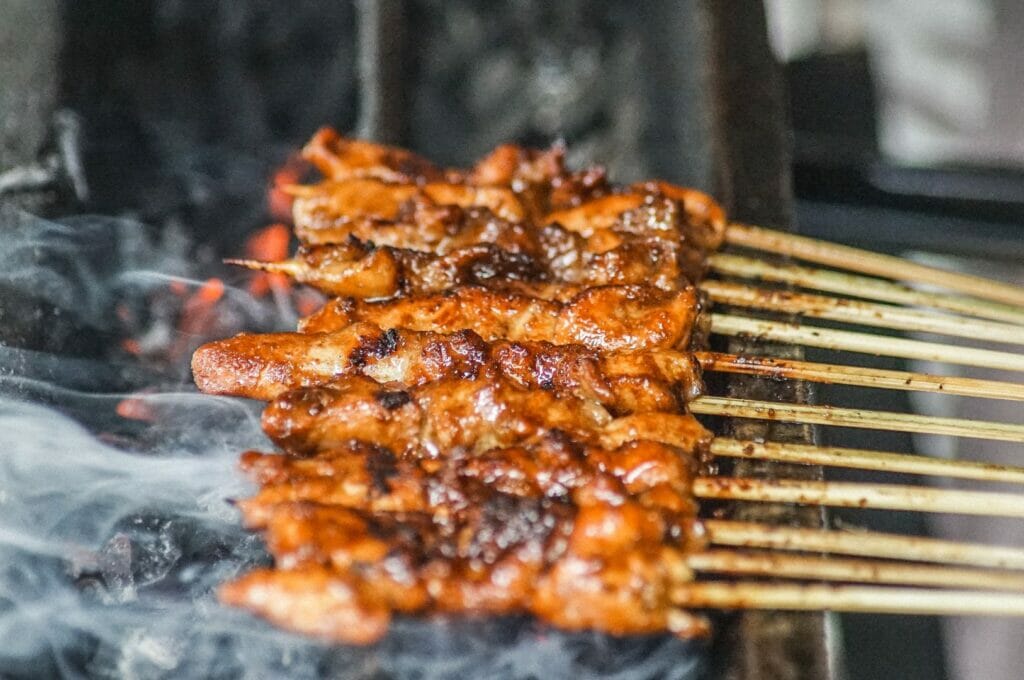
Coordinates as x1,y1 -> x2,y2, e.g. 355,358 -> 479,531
0,211 -> 707,679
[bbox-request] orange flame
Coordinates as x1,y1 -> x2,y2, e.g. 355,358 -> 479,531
244,223 -> 292,297
194,278 -> 225,304
121,338 -> 143,356
116,393 -> 158,422
268,155 -> 308,221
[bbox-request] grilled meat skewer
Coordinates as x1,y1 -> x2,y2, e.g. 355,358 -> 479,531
237,435 -> 702,525
192,322 -> 703,407
197,131 -> 734,644
261,374 -> 711,457
223,435 -> 708,643
298,284 -> 702,352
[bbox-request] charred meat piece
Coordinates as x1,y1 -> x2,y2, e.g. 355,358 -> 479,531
193,323 -> 703,409
260,374 -> 710,457
295,201 -> 542,255
261,374 -> 608,456
274,230 -> 694,294
302,127 -> 445,184
254,240 -> 549,299
299,284 -> 700,353
224,470 -> 708,644
293,184 -> 714,289
293,178 -> 528,230
236,435 -> 703,527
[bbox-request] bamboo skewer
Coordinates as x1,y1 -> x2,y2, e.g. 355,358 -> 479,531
702,280 -> 1024,346
673,582 -> 1024,616
708,253 -> 1024,326
710,314 -> 1024,372
703,520 -> 1024,569
686,550 -> 1024,591
725,223 -> 1024,308
691,396 -> 1024,442
225,258 -> 304,277
693,477 -> 1024,517
697,352 -> 1024,401
711,438 -> 1024,484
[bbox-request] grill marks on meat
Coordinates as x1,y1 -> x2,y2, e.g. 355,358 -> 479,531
224,436 -> 710,641
195,131 -> 729,643
293,190 -> 715,293
236,437 -> 703,524
288,240 -> 549,298
260,374 -> 710,457
192,323 -> 703,410
292,133 -> 723,295
299,284 -> 700,353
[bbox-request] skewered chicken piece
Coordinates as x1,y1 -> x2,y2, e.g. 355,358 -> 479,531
222,495 -> 709,644
244,231 -> 697,295
293,177 -> 529,226
223,435 -> 708,643
260,374 -> 711,457
236,434 -> 701,525
298,284 -> 702,352
303,127 -> 609,214
292,186 -> 720,286
191,322 -> 704,407
294,200 -> 538,251
296,132 -> 722,245
231,240 -> 548,299
301,127 -> 446,184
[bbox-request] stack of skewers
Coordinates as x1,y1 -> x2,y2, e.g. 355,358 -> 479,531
192,128 -> 1024,644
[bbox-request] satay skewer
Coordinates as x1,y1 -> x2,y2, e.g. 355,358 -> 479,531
229,252 -> 1024,348
192,327 -> 1024,481
724,223 -> 1024,308
229,257 -> 1024,374
708,253 -> 1024,326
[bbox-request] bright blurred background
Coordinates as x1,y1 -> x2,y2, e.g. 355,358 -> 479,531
767,3 -> 1024,679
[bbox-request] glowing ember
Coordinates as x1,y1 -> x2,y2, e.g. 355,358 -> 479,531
115,392 -> 159,422
243,224 -> 292,297
121,338 -> 143,356
267,155 -> 309,221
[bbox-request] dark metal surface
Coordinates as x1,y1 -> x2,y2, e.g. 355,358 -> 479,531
707,4 -> 832,680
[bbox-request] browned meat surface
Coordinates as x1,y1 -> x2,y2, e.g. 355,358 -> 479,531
284,229 -> 695,295
295,201 -> 540,253
193,131 -> 730,643
192,323 -> 703,407
222,435 -> 710,644
235,435 -> 702,525
294,187 -> 719,288
261,374 -> 709,457
293,179 -> 528,230
302,126 -> 445,184
299,284 -> 699,352
282,240 -> 548,298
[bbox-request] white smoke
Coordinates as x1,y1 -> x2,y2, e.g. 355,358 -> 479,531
0,208 -> 707,679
